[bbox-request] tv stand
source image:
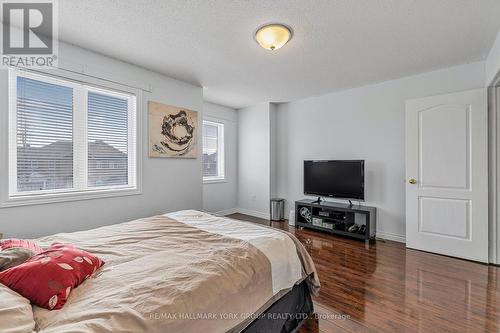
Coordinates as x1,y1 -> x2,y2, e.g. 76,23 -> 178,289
295,199 -> 376,244
312,197 -> 322,204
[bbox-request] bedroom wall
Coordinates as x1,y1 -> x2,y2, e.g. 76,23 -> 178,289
486,29 -> 500,85
237,103 -> 271,218
489,87 -> 500,264
276,61 -> 486,242
270,103 -> 278,199
0,42 -> 203,238
202,102 -> 238,214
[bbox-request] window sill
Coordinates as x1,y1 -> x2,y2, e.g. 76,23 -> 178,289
203,177 -> 226,184
0,187 -> 141,208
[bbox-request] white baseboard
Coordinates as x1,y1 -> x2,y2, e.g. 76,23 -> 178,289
212,208 -> 239,216
235,208 -> 270,220
376,231 -> 406,243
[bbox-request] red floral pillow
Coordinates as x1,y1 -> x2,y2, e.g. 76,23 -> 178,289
0,243 -> 104,310
0,239 -> 44,254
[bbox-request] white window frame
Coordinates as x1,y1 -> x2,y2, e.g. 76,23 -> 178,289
202,119 -> 225,183
2,68 -> 142,207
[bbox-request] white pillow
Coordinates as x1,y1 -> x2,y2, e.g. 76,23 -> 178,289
0,283 -> 35,333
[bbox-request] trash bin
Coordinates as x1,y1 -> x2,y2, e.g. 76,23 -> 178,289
270,198 -> 285,221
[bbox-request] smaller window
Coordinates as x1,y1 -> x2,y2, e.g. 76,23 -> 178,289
202,120 -> 224,182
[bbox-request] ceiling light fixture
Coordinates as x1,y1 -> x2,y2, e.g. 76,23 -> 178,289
254,24 -> 292,51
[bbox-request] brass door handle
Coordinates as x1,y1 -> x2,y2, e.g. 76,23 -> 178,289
409,179 -> 417,185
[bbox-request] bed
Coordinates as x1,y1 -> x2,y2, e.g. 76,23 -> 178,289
0,210 -> 320,333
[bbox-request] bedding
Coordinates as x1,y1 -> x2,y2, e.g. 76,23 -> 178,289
1,210 -> 319,333
0,283 -> 36,333
0,248 -> 35,271
0,239 -> 44,253
0,243 -> 105,310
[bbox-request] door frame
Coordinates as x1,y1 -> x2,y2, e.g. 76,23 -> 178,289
488,82 -> 500,265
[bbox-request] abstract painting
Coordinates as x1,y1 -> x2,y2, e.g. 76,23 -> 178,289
149,101 -> 198,158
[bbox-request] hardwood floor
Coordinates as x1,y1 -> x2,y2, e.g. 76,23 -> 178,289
227,213 -> 500,333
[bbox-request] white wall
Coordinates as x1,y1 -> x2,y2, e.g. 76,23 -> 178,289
237,103 -> 271,218
270,103 -> 278,199
275,104 -> 289,207
202,102 -> 238,214
486,30 -> 500,264
486,29 -> 500,86
0,42 -> 203,238
276,62 -> 485,241
490,87 -> 500,264
496,88 -> 500,264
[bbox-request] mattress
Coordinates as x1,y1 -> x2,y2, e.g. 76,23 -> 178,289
0,210 -> 319,333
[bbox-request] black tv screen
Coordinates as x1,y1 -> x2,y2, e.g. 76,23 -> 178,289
304,160 -> 364,200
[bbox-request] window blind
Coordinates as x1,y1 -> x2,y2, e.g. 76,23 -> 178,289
9,69 -> 138,202
87,91 -> 129,187
202,120 -> 224,180
16,76 -> 74,192
202,122 -> 219,177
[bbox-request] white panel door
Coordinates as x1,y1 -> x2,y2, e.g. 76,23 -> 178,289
405,89 -> 488,262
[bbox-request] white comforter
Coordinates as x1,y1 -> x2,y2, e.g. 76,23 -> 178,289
166,210 -> 303,294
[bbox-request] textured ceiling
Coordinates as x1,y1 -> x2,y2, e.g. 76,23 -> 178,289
58,0 -> 500,108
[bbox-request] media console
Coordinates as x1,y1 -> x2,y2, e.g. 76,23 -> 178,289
295,199 -> 376,243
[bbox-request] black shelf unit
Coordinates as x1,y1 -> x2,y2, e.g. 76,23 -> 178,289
295,199 -> 376,244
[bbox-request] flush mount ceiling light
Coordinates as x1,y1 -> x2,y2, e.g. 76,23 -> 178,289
254,24 -> 292,51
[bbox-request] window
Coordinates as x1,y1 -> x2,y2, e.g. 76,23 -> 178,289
7,69 -> 138,205
202,120 -> 224,182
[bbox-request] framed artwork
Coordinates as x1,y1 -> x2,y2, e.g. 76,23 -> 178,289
148,101 -> 198,158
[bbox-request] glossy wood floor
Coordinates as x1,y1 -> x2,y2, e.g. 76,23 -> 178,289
227,213 -> 500,333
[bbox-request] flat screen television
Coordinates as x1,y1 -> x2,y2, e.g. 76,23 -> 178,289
304,160 -> 365,201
